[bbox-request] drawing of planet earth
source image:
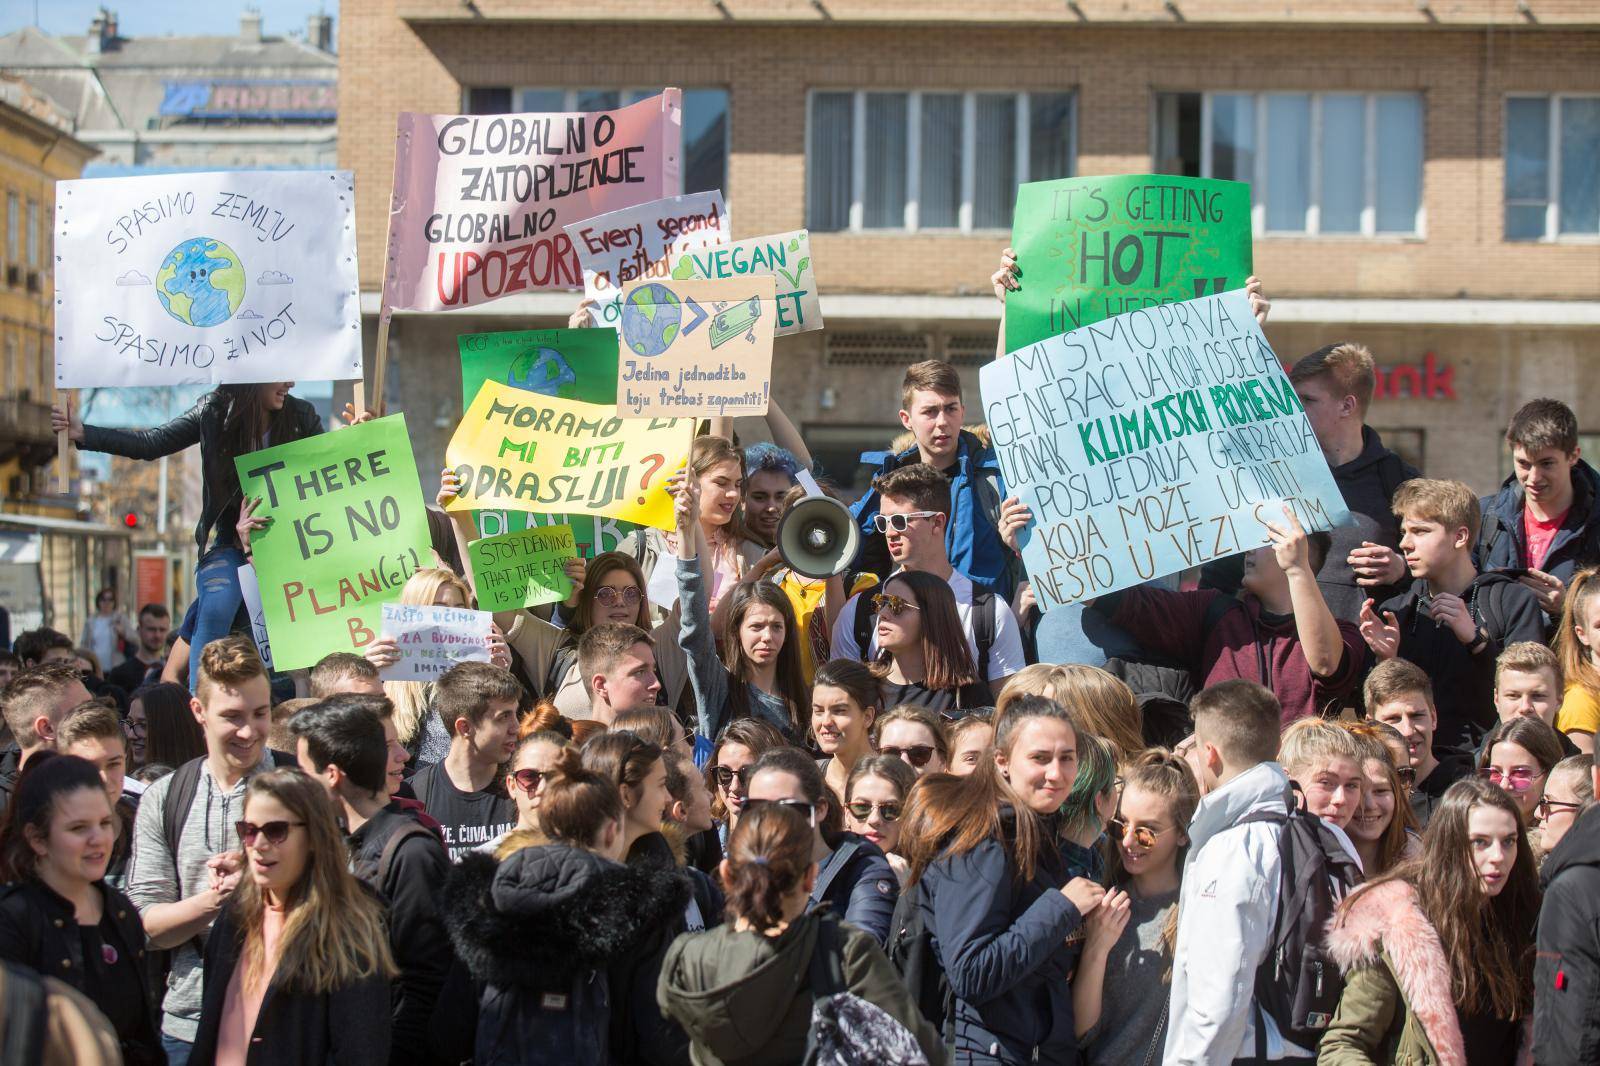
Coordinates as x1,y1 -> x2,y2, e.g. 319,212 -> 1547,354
620,283 -> 681,357
154,237 -> 245,327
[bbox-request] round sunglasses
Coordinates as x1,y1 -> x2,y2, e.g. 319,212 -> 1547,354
510,768 -> 545,795
594,585 -> 642,608
881,744 -> 937,768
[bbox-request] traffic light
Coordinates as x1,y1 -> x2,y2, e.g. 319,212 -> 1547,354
123,512 -> 139,528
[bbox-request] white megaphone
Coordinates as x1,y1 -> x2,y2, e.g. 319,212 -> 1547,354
776,470 -> 860,579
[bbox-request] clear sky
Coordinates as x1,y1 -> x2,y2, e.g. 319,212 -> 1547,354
0,1 -> 338,41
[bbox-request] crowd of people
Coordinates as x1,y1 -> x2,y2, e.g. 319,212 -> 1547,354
0,257 -> 1598,1065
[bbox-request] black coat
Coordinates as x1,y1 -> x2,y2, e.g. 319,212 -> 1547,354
1475,458 -> 1600,593
80,390 -> 323,553
443,842 -> 691,1066
188,902 -> 393,1066
0,877 -> 163,1066
1536,803 -> 1600,1065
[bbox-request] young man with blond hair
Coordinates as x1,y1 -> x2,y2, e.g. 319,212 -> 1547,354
1363,657 -> 1471,825
1362,478 -> 1545,752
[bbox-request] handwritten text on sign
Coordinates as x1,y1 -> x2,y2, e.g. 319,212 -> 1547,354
668,229 -> 821,336
384,92 -> 683,311
55,169 -> 362,388
617,276 -> 776,417
470,523 -> 578,613
979,290 -> 1349,610
567,192 -> 729,331
235,415 -> 432,671
446,381 -> 692,530
379,603 -> 493,682
1005,175 -> 1252,352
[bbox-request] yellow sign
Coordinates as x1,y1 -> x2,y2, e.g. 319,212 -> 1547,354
446,381 -> 692,530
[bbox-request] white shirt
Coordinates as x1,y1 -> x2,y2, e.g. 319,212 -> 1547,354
829,568 -> 1025,683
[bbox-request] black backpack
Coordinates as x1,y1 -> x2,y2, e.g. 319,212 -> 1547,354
350,816 -> 438,891
852,580 -> 995,684
1238,791 -> 1364,1054
884,880 -> 955,1054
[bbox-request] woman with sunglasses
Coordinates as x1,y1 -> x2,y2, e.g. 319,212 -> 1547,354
190,768 -> 395,1066
445,746 -> 691,1066
811,659 -> 882,801
1477,716 -> 1566,841
1075,749 -> 1198,1066
1342,726 -> 1422,878
870,571 -> 991,714
946,711 -> 995,777
707,718 -> 787,844
1537,753 -> 1592,855
1320,778 -> 1539,1066
842,754 -> 917,886
875,704 -> 950,776
482,730 -> 569,854
0,753 -> 163,1065
900,694 -> 1105,1064
745,746 -> 899,946
1059,733 -> 1120,884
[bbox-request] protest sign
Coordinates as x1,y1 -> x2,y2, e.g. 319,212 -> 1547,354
235,415 -> 432,671
566,192 -> 729,331
458,327 -> 641,552
469,524 -> 577,613
447,380 -> 692,530
237,563 -> 273,669
616,276 -> 776,417
1005,175 -> 1252,352
378,603 -> 492,682
668,229 -> 821,336
54,170 -> 362,388
385,91 -> 683,311
980,289 -> 1349,612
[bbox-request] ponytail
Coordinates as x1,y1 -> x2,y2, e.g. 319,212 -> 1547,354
722,802 -> 813,932
538,747 -> 624,849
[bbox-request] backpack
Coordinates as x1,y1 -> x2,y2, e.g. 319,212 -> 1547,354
884,881 -> 955,1052
1238,793 -> 1364,1054
804,912 -> 928,1066
852,580 -> 995,684
350,817 -> 437,891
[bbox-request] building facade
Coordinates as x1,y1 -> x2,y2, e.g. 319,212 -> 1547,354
365,3 -> 1592,493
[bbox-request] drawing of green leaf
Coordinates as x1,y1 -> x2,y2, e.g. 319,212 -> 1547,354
671,257 -> 696,280
796,257 -> 810,274
788,238 -> 800,252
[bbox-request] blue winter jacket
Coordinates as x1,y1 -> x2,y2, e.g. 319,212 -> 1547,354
851,430 -> 1016,599
1474,458 -> 1600,594
807,831 -> 898,946
921,825 -> 1083,1064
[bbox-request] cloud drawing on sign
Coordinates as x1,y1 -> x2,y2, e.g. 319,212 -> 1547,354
115,270 -> 151,286
237,309 -> 263,319
257,270 -> 293,285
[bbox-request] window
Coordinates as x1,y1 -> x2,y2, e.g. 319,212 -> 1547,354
25,199 -> 38,266
5,192 -> 17,265
1154,91 -> 1424,236
464,87 -> 729,198
806,90 -> 1076,232
1505,95 -> 1600,240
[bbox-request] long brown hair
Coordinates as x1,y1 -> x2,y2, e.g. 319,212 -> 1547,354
1338,778 -> 1539,1019
1342,721 -> 1421,875
231,770 -> 395,995
209,384 -> 309,503
901,695 -> 1073,886
871,571 -> 977,692
690,435 -> 754,547
1556,567 -> 1600,700
998,664 -> 1143,763
720,581 -> 808,735
133,682 -> 206,768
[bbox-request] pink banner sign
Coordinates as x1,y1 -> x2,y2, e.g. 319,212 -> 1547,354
384,90 -> 683,312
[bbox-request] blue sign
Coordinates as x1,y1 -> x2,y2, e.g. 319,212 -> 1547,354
159,81 -> 336,120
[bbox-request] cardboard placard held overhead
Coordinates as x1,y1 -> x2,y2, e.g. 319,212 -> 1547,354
616,276 -> 776,417
566,192 -> 729,332
378,603 -> 493,682
667,229 -> 821,335
469,524 -> 578,613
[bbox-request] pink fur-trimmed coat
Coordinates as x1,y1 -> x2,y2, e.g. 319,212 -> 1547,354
1316,878 -> 1531,1066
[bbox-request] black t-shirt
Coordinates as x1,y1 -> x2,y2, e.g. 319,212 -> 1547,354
407,762 -> 514,863
1409,753 -> 1474,827
106,655 -> 158,695
881,678 -> 991,716
79,916 -> 144,1051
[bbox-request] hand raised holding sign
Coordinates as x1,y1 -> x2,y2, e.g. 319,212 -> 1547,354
1262,503 -> 1311,577
1245,276 -> 1271,327
236,496 -> 270,557
50,404 -> 84,443
991,246 -> 1021,303
998,495 -> 1033,553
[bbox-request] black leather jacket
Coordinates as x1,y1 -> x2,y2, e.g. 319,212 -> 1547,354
79,390 -> 323,553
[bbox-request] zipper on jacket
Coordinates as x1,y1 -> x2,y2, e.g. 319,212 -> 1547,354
1313,960 -> 1323,998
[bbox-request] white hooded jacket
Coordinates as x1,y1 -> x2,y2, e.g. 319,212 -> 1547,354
1164,761 -> 1313,1064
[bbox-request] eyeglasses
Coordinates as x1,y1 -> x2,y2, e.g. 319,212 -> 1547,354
742,797 -> 817,827
1107,818 -> 1166,853
593,586 -> 642,608
845,799 -> 902,823
1395,765 -> 1416,787
123,718 -> 147,737
713,765 -> 754,791
871,511 -> 938,534
235,820 -> 306,846
1479,766 -> 1546,793
1536,796 -> 1584,820
881,744 -> 937,769
871,593 -> 921,617
510,768 -> 545,795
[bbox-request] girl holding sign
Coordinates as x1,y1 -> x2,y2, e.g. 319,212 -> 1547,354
55,383 -> 359,684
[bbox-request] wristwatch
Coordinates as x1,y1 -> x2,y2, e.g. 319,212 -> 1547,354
1467,627 -> 1490,654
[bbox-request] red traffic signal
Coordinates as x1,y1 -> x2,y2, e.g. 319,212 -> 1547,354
123,512 -> 139,528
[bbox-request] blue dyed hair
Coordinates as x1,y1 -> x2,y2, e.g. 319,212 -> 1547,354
744,442 -> 800,480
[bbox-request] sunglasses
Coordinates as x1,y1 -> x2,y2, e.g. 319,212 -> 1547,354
881,744 -> 937,769
1536,796 -> 1584,819
1395,765 -> 1416,787
845,799 -> 902,823
713,765 -> 754,791
235,820 -> 306,847
871,511 -> 938,534
871,593 -> 921,617
742,797 -> 817,827
510,768 -> 545,795
593,585 -> 642,608
1106,817 -> 1166,852
1479,766 -> 1546,793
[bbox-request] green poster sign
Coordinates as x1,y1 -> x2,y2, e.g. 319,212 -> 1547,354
234,415 -> 432,671
1004,175 -> 1253,352
457,326 -> 640,554
469,523 -> 578,613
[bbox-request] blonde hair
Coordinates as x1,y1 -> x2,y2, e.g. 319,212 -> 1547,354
1288,342 -> 1377,415
1391,479 -> 1481,548
1495,641 -> 1561,692
997,663 -> 1142,762
385,567 -> 475,744
1558,568 -> 1600,703
1279,717 -> 1363,778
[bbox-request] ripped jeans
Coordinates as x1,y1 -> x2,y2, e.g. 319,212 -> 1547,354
189,544 -> 248,684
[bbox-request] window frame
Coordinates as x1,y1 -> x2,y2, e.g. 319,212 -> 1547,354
1153,90 -> 1426,239
804,88 -> 1077,235
1504,92 -> 1600,243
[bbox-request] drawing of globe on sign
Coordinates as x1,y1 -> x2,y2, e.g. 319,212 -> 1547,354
154,238 -> 246,327
620,283 -> 682,357
507,347 -> 578,396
